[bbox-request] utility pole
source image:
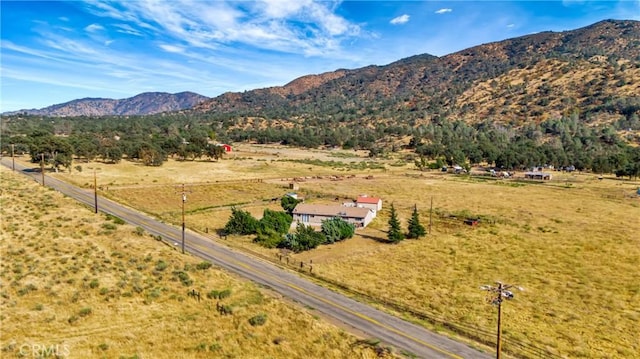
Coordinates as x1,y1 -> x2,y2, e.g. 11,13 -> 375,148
94,169 -> 98,214
175,184 -> 192,254
10,144 -> 15,171
40,153 -> 45,186
480,281 -> 523,359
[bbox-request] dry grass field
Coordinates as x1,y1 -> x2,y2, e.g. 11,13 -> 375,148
0,166 -> 395,359
12,144 -> 640,358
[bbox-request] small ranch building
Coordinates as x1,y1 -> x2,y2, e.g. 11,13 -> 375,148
292,204 -> 375,228
356,195 -> 382,212
217,144 -> 232,152
524,171 -> 552,180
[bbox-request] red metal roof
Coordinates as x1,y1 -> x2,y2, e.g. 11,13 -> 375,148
356,196 -> 381,204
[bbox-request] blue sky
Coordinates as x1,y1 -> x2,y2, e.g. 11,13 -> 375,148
1,0 -> 639,112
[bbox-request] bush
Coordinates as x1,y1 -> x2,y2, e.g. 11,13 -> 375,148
254,227 -> 285,248
321,217 -> 355,244
106,214 -> 125,225
173,271 -> 193,286
101,222 -> 117,230
89,279 -> 99,289
155,260 -> 168,272
133,227 -> 145,236
196,261 -> 212,270
248,313 -> 267,326
207,289 -> 231,300
224,207 -> 259,235
259,209 -> 292,235
279,224 -> 325,252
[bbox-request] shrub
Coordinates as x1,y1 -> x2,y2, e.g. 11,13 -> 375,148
106,214 -> 125,225
79,307 -> 92,317
101,222 -> 117,231
173,271 -> 193,286
254,227 -> 285,248
321,217 -> 355,244
207,289 -> 231,300
279,224 -> 325,252
89,279 -> 99,289
248,313 -> 267,326
224,207 -> 259,235
195,261 -> 212,270
155,260 -> 168,272
133,227 -> 145,236
259,209 -> 292,235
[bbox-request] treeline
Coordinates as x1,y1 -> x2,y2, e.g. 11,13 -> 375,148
1,109 -> 639,178
1,114 -> 227,170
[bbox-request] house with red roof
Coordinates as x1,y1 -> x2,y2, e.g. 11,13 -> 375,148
292,204 -> 375,228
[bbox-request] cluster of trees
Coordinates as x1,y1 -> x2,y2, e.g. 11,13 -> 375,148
223,203 -> 356,253
387,204 -> 426,243
2,116 -> 227,170
223,197 -> 429,251
2,98 -> 639,178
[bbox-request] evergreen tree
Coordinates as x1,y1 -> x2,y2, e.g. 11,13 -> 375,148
406,204 -> 426,239
387,203 -> 404,243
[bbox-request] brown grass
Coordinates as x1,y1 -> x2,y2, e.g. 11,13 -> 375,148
13,144 -> 640,358
0,166 -> 395,359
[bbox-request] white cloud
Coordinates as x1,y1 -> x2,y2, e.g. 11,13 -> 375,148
82,0 -> 363,58
159,44 -> 185,53
113,24 -> 144,37
507,24 -> 515,28
435,8 -> 452,14
85,24 -> 104,32
390,14 -> 410,25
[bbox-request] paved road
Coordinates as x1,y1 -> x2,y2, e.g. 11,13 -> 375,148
2,160 -> 491,359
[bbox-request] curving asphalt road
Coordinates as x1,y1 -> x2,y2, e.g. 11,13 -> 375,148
1,159 -> 491,359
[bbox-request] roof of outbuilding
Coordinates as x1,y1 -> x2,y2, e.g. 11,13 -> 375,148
356,196 -> 381,204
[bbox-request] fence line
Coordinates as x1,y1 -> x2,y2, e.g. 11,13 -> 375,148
198,229 -> 563,359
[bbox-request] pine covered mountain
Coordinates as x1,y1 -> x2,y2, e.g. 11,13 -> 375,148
7,92 -> 209,117
192,19 -> 639,133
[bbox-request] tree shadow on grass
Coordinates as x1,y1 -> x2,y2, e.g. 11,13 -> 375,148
358,233 -> 391,244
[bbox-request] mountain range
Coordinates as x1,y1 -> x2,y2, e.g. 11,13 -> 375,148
4,92 -> 209,117
191,19 -> 639,131
5,19 -> 639,133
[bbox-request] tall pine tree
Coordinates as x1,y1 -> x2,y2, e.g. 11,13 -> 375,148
387,203 -> 404,243
407,204 -> 426,239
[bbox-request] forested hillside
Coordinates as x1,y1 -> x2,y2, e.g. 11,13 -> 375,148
1,19 -> 639,177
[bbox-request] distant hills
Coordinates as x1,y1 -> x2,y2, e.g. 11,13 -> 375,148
192,19 -> 639,131
5,92 -> 209,117
5,19 -> 639,133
